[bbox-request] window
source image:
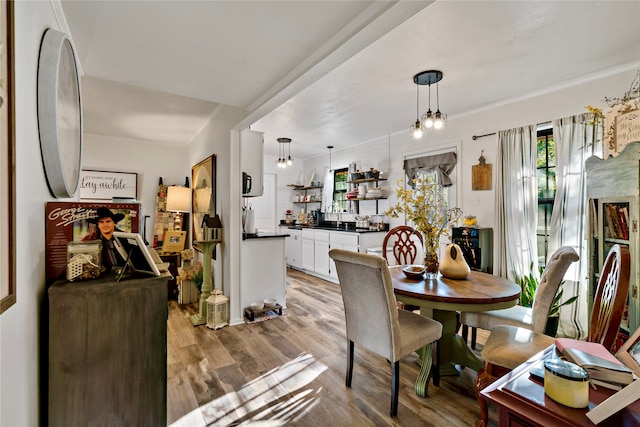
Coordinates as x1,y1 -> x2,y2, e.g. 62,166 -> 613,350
536,127 -> 555,266
333,168 -> 349,212
415,169 -> 450,216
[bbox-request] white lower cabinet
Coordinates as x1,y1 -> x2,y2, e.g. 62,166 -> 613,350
314,231 -> 331,276
329,232 -> 359,280
285,228 -> 386,283
284,228 -> 302,269
301,229 -> 315,271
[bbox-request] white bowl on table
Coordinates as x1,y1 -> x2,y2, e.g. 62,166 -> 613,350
251,302 -> 264,311
263,298 -> 277,308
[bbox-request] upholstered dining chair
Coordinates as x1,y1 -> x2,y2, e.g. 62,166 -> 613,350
328,248 -> 443,418
382,225 -> 424,266
474,244 -> 630,427
460,246 -> 579,349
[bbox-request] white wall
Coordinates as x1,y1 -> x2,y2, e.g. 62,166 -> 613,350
263,152 -> 303,221
186,106 -> 249,325
83,134 -> 189,240
1,2 -> 64,425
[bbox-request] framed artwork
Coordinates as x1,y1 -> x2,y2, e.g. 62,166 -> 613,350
616,326 -> 640,377
161,230 -> 187,253
603,99 -> 640,158
79,170 -> 138,201
45,202 -> 141,283
1,0 -> 15,313
191,155 -> 216,245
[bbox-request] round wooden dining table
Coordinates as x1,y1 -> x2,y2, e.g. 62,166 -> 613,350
390,266 -> 520,396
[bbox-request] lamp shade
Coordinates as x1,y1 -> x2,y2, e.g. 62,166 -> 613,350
166,186 -> 192,213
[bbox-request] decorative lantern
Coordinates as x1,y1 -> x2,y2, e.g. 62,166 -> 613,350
201,214 -> 222,243
206,290 -> 229,329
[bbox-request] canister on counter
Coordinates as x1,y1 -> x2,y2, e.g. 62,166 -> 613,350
543,359 -> 590,408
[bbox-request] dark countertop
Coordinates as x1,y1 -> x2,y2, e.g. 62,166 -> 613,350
282,225 -> 387,234
243,232 -> 290,240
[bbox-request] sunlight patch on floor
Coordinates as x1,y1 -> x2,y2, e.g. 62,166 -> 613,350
169,352 -> 327,426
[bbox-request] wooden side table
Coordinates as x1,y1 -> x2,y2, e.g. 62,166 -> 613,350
157,251 -> 181,300
481,345 -> 640,426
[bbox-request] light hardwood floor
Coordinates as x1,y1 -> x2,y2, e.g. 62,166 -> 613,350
167,268 -> 498,426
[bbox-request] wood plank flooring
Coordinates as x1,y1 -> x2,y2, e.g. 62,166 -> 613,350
167,268 -> 498,426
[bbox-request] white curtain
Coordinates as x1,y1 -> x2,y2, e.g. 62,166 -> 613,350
321,167 -> 334,213
550,113 -> 600,338
495,125 -> 538,280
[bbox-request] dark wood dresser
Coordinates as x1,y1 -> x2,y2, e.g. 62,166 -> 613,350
481,345 -> 640,427
48,273 -> 169,426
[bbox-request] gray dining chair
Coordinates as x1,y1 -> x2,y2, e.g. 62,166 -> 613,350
459,246 -> 579,349
329,248 -> 443,417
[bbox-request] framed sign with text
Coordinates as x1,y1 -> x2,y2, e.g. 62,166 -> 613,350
79,170 -> 137,201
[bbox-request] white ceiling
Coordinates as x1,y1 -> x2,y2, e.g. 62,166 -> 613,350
62,1 -> 640,159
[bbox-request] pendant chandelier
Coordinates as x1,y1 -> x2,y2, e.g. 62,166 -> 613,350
409,70 -> 447,138
276,137 -> 293,168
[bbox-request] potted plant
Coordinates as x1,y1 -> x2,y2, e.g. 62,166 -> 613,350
514,262 -> 578,336
385,175 -> 462,278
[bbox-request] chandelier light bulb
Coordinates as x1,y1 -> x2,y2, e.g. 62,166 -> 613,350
434,111 -> 445,129
287,156 -> 293,166
410,120 -> 423,139
423,110 -> 434,128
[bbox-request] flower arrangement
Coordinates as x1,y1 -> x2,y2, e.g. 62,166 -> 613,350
385,174 -> 462,275
178,263 -> 203,292
181,248 -> 194,261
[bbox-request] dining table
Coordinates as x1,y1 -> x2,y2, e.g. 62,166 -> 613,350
390,266 -> 521,397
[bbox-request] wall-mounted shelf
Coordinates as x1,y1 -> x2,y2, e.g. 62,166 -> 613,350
346,197 -> 387,202
290,185 -> 323,191
346,177 -> 387,213
290,185 -> 323,212
347,178 -> 387,185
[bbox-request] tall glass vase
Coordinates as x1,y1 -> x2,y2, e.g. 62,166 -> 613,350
424,246 -> 439,279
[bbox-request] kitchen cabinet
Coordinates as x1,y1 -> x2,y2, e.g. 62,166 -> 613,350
586,142 -> 639,338
48,273 -> 169,426
329,231 -> 359,280
314,230 -> 331,276
301,229 -> 315,271
292,228 -> 386,283
282,227 -> 302,269
240,129 -> 264,197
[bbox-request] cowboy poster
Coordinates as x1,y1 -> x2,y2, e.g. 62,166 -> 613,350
45,202 -> 140,283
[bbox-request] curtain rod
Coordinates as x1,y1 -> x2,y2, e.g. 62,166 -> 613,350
472,132 -> 496,140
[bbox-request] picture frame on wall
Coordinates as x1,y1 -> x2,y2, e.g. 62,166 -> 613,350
616,326 -> 640,377
191,155 -> 216,246
161,230 -> 187,253
79,169 -> 138,201
1,0 -> 16,314
45,202 -> 141,283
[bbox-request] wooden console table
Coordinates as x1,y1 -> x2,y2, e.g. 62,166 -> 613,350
48,273 -> 170,426
481,345 -> 640,427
